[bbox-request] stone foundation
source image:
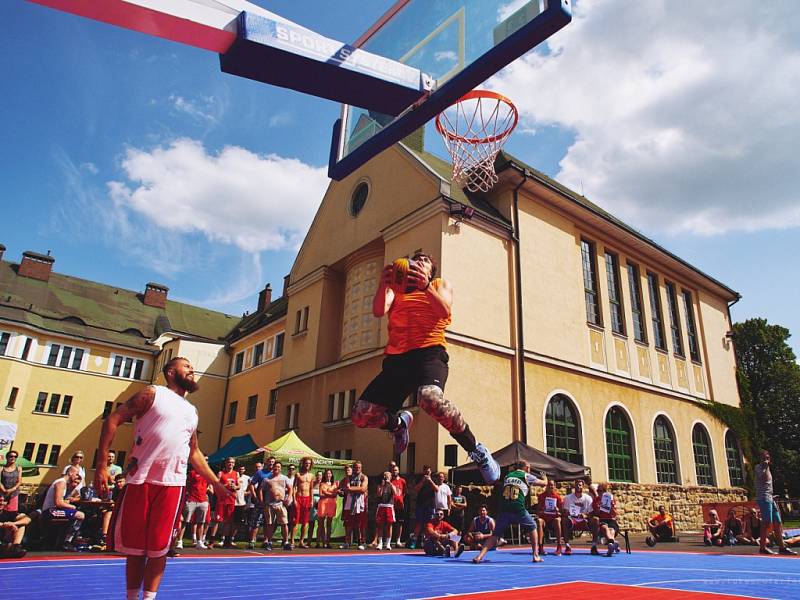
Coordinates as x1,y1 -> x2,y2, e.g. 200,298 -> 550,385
556,482 -> 748,532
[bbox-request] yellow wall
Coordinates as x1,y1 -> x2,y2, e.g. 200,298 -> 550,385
220,319 -> 286,449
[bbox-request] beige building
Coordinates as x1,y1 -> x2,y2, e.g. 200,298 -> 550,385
274,141 -> 747,508
0,247 -> 240,490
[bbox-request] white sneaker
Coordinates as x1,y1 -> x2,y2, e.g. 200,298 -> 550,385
385,543 -> 392,551
396,541 -> 405,548
197,540 -> 207,549
377,540 -> 384,550
175,540 -> 183,549
358,544 -> 366,550
340,543 -> 350,549
468,442 -> 500,484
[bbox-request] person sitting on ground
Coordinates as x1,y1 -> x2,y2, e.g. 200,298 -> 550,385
0,493 -> 31,558
462,504 -> 495,551
744,507 -> 761,544
537,479 -> 564,555
561,479 -> 593,555
703,509 -> 724,547
647,505 -> 675,542
42,465 -> 86,551
424,509 -> 458,557
592,482 -> 620,557
724,508 -> 755,545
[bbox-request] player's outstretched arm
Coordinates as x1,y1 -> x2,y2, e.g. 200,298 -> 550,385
94,386 -> 155,495
372,265 -> 396,317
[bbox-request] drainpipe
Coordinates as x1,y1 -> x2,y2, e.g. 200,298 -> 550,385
216,344 -> 232,453
511,172 -> 529,444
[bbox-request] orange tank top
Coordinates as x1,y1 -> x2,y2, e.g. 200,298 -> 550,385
385,279 -> 451,355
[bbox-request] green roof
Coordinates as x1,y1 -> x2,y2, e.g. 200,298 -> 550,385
0,260 -> 240,352
225,296 -> 288,343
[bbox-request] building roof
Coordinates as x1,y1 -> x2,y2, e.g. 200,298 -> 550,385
225,295 -> 288,344
401,143 -> 739,300
0,259 -> 240,352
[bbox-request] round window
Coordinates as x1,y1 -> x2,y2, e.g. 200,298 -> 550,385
350,181 -> 369,216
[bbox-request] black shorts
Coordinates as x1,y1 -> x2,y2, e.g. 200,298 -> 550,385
360,346 -> 449,412
599,518 -> 619,533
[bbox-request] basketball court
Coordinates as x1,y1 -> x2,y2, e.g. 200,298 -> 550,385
3,548 -> 800,599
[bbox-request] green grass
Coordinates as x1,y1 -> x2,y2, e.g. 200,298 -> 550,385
783,519 -> 800,529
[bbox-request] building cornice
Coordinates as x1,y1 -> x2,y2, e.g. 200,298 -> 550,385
286,266 -> 339,296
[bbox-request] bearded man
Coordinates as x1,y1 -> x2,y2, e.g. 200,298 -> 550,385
94,357 -> 231,600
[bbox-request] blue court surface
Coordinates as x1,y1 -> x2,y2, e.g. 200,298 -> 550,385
2,548 -> 800,599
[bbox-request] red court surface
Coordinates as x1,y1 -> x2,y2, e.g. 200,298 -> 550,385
440,581 -> 755,599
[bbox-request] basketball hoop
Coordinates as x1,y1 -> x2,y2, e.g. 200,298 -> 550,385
435,90 -> 518,193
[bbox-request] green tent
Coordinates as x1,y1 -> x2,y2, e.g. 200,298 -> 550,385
238,431 -> 353,540
0,454 -> 39,477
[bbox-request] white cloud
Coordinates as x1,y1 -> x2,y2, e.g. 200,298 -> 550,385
79,162 -> 98,174
435,50 -> 458,63
108,138 -> 329,253
489,0 -> 800,235
268,111 -> 294,127
169,94 -> 222,123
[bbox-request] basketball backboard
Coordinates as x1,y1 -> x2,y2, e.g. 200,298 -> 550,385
328,0 -> 572,180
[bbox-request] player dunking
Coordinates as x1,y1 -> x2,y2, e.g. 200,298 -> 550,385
95,357 -> 232,600
352,251 -> 500,483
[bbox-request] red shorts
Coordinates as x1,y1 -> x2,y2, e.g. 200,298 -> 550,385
347,510 -> 368,529
111,483 -> 184,558
376,505 -> 395,524
216,501 -> 235,523
295,495 -> 312,524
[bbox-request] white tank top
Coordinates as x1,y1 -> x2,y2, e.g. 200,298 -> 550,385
42,476 -> 68,511
126,385 -> 199,486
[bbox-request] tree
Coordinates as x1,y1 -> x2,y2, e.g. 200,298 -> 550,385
733,318 -> 800,496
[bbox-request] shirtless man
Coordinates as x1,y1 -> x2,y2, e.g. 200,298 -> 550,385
294,457 -> 315,548
259,461 -> 293,551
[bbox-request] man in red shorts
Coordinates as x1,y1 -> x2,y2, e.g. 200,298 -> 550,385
215,457 -> 239,548
294,457 -> 315,548
95,357 -> 231,600
536,479 -> 564,555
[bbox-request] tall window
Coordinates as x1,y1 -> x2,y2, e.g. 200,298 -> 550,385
267,389 -> 278,416
692,424 -> 715,486
605,406 -> 635,482
233,352 -> 244,374
34,392 -> 47,413
653,416 -> 678,484
21,338 -> 33,361
581,240 -> 602,326
253,342 -> 264,366
275,332 -> 285,357
725,431 -> 745,487
35,444 -> 48,465
647,273 -> 666,350
605,252 -> 625,335
48,445 -> 61,466
22,442 -> 35,461
246,395 -> 258,420
545,395 -> 583,464
627,263 -> 646,343
102,401 -> 113,419
60,395 -> 73,415
227,401 -> 238,425
0,331 -> 10,356
6,387 -> 19,410
665,282 -> 684,356
682,290 -> 701,362
286,403 -> 300,430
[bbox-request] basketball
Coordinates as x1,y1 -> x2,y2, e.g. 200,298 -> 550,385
391,258 -> 421,293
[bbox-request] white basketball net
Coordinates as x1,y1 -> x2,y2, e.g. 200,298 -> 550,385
436,91 -> 518,193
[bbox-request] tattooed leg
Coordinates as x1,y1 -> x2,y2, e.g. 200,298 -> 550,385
352,399 -> 391,429
416,385 -> 477,451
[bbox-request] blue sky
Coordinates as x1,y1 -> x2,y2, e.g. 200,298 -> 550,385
3,1 -> 799,358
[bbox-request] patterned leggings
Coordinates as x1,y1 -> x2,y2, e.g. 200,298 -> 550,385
352,385 -> 467,434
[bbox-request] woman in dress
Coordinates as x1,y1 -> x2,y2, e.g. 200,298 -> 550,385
1,450 -> 23,511
317,469 -> 339,549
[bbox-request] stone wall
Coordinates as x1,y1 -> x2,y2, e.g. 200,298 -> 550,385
555,482 -> 748,532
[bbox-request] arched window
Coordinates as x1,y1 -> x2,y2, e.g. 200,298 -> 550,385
653,416 -> 678,484
725,431 -> 745,487
605,406 -> 635,482
545,394 -> 583,465
692,424 -> 716,486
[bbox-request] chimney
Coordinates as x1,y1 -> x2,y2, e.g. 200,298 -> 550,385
0,244 -> 5,262
282,274 -> 291,297
257,283 -> 272,312
143,282 -> 169,309
18,250 -> 55,282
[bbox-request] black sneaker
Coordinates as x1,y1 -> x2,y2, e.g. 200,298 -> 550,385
779,547 -> 797,555
591,545 -> 599,555
444,545 -> 451,558
283,543 -> 292,551
455,544 -> 466,558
